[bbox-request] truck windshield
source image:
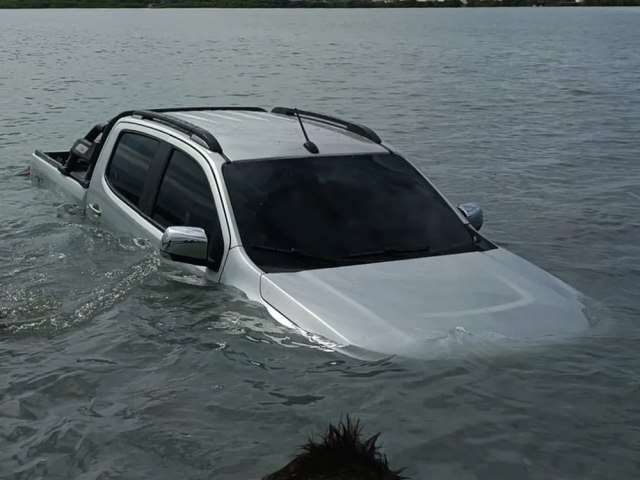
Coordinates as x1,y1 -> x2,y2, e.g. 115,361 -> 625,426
222,153 -> 476,272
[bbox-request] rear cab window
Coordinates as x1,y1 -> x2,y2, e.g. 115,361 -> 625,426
106,132 -> 160,207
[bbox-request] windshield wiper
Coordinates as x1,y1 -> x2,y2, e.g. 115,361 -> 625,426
344,245 -> 432,260
250,245 -> 340,265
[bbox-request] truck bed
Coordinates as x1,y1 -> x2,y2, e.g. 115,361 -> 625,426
34,150 -> 92,183
31,150 -> 90,206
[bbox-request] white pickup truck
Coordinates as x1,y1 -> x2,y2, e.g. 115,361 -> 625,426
31,107 -> 591,358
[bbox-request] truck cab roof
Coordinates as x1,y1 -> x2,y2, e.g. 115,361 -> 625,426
122,107 -> 389,162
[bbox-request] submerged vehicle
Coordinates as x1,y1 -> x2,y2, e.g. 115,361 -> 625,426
30,107 -> 591,357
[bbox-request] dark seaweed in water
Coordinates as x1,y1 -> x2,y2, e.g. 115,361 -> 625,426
1,7 -> 639,480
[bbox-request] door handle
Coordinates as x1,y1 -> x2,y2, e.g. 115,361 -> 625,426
88,203 -> 101,216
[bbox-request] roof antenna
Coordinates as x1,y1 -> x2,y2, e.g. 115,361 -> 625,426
294,108 -> 319,154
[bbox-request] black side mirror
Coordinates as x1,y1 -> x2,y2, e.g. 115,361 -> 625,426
458,203 -> 483,231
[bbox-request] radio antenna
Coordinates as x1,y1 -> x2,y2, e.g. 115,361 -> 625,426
294,108 -> 319,154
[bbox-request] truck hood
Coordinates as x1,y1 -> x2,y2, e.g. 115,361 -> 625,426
259,248 -> 590,358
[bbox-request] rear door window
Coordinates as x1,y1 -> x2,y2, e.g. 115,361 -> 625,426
153,149 -> 224,271
106,132 -> 160,206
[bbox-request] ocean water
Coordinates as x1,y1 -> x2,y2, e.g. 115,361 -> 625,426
0,7 -> 639,479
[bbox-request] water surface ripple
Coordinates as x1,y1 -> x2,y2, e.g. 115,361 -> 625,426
1,8 -> 639,480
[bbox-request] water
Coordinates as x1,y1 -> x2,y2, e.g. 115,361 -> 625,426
1,7 -> 639,479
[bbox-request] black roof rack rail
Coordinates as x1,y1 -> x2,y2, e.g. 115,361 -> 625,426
149,106 -> 267,114
271,107 -> 382,144
132,110 -> 224,154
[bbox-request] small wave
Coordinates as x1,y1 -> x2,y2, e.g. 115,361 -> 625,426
568,88 -> 597,97
1,252 -> 160,336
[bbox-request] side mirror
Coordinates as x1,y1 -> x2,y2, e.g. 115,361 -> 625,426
458,202 -> 483,231
160,226 -> 208,266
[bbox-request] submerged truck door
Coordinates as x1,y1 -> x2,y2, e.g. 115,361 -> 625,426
86,121 -> 167,243
85,119 -> 231,282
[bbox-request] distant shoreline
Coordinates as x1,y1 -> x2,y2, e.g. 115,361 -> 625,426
1,0 -> 639,7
